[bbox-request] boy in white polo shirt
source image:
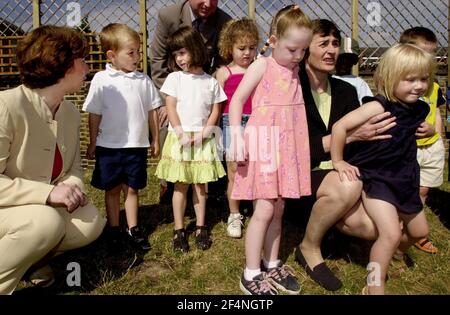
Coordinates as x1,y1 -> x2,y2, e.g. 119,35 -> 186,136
83,23 -> 160,252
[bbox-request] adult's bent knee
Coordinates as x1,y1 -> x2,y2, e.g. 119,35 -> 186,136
55,203 -> 106,252
317,172 -> 362,209
5,205 -> 65,256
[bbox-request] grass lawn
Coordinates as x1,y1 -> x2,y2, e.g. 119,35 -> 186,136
16,166 -> 450,295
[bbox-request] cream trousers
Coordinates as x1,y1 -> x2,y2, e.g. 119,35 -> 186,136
0,203 -> 106,294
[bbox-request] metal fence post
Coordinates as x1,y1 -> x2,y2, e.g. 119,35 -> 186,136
32,0 -> 40,29
352,0 -> 359,76
139,0 -> 148,74
248,0 -> 256,19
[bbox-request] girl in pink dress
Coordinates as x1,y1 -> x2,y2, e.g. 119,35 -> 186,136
229,5 -> 312,295
216,18 -> 259,239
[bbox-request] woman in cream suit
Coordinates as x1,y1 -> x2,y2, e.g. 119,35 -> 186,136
0,25 -> 106,294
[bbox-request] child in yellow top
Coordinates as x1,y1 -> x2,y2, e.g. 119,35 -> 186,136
399,27 -> 446,254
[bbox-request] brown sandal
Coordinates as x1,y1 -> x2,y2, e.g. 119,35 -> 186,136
414,238 -> 438,254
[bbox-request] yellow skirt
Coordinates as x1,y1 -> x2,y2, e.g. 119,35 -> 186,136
155,131 -> 226,184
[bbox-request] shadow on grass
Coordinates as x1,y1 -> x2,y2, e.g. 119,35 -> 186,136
427,187 -> 450,230
160,175 -> 255,238
14,204 -> 171,295
14,189 -> 241,295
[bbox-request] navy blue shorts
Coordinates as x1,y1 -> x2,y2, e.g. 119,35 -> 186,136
91,146 -> 148,191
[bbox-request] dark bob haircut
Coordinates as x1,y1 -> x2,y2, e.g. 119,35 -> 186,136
167,26 -> 208,72
16,25 -> 88,89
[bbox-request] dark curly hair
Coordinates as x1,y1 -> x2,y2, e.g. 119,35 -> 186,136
16,25 -> 88,89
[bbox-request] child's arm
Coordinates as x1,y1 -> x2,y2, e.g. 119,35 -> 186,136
331,101 -> 385,181
215,66 -> 230,88
166,95 -> 190,145
228,58 -> 266,161
148,109 -> 160,157
215,66 -> 231,114
435,109 -> 443,137
86,113 -> 101,159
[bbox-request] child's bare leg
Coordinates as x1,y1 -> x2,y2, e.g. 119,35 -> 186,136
192,183 -> 211,250
245,199 -> 275,272
398,211 -> 429,253
263,198 -> 285,264
173,183 -> 189,230
123,184 -> 139,229
192,183 -> 207,228
105,185 -> 122,227
226,161 -> 240,214
362,192 -> 402,295
122,184 -> 150,250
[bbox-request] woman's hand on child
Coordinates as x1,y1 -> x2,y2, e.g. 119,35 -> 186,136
347,111 -> 396,143
333,160 -> 360,182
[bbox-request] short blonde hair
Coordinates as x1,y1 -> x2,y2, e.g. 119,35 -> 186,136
374,43 -> 435,102
218,18 -> 259,64
100,23 -> 140,52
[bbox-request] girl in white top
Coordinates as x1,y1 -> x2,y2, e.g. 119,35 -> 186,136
155,26 -> 227,253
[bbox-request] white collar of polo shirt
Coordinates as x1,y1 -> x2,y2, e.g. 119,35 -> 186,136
105,63 -> 142,79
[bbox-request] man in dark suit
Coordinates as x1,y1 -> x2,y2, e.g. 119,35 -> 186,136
150,1 -> 232,203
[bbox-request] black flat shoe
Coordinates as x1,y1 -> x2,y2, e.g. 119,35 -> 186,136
294,246 -> 342,291
173,228 -> 189,253
195,226 -> 212,250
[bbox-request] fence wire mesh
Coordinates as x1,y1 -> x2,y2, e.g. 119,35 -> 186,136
0,0 -> 448,168
1,0 -> 448,74
0,0 -> 32,35
39,0 -> 139,32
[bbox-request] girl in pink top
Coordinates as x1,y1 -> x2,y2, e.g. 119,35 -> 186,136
229,5 -> 312,295
216,18 -> 259,239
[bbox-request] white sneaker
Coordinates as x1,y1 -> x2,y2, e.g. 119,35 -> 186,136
227,213 -> 244,238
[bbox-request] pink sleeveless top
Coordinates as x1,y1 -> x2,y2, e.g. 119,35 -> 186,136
231,56 -> 311,200
222,66 -> 252,115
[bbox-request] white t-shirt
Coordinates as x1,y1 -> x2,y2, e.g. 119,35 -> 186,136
333,74 -> 373,105
83,64 -> 161,148
161,71 -> 227,132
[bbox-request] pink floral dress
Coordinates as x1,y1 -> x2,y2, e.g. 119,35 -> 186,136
232,56 -> 311,200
